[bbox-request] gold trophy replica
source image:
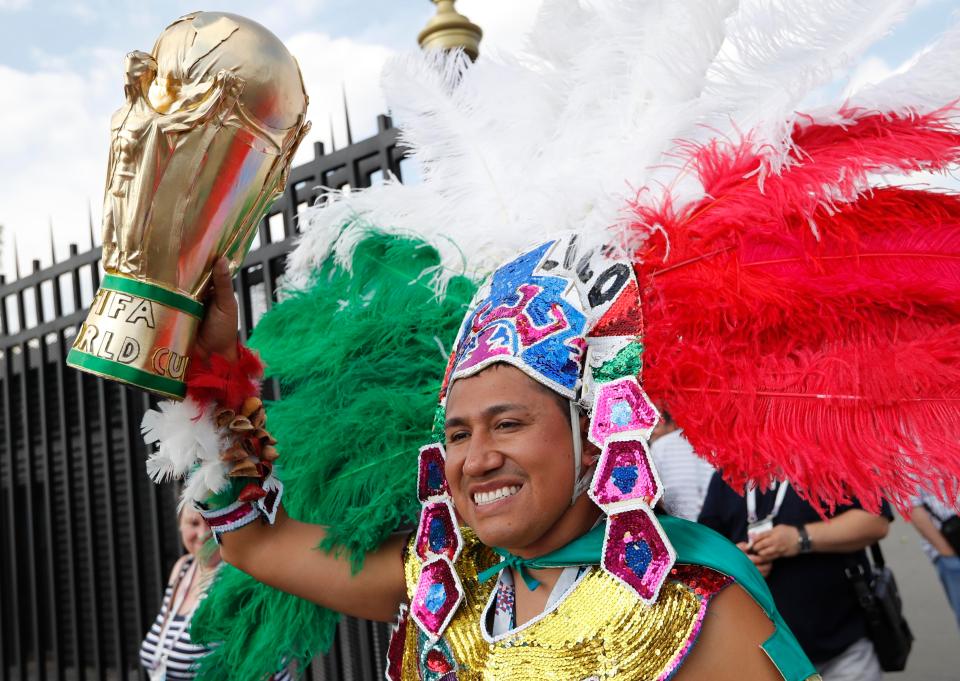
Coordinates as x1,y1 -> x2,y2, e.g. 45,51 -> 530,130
67,12 -> 310,399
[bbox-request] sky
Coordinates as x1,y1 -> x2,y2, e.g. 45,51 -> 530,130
0,0 -> 957,279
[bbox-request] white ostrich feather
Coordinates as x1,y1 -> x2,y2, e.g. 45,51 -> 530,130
141,398 -> 231,506
839,16 -> 960,120
287,0 -> 952,290
694,0 -> 913,170
179,460 -> 231,512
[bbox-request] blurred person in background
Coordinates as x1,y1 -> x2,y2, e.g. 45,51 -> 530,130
911,488 -> 960,630
650,406 -> 716,522
699,474 -> 892,681
139,506 -> 225,680
139,506 -> 296,680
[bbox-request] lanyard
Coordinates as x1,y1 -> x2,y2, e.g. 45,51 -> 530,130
747,481 -> 789,524
149,559 -> 200,670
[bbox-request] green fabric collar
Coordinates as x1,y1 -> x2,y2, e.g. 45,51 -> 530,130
477,523 -> 605,590
475,515 -> 817,681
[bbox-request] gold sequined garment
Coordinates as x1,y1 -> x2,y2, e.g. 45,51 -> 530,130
395,530 -> 732,680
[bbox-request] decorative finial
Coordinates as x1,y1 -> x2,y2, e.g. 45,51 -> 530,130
417,0 -> 482,61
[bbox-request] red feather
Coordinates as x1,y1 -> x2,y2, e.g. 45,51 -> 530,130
632,110 -> 960,515
186,343 -> 264,413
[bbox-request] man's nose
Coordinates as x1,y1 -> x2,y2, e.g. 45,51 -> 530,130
461,430 -> 504,477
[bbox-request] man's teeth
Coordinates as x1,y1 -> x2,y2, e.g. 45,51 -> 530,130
473,485 -> 520,506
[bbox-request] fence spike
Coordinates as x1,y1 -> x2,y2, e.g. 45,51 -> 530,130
12,232 -> 20,280
342,84 -> 354,146
88,201 -> 96,248
328,115 -> 336,152
49,218 -> 57,264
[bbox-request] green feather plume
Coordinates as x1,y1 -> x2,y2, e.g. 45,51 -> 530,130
191,229 -> 477,680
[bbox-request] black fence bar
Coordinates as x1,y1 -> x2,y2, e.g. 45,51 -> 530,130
34,270 -> 60,681
2,344 -> 23,681
17,277 -> 43,681
1,118 -> 406,681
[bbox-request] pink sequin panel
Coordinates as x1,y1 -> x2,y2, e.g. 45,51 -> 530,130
588,377 -> 658,446
415,499 -> 462,563
590,436 -> 661,509
418,444 -> 450,502
657,566 -> 734,681
410,557 -> 464,639
384,605 -> 409,681
602,506 -> 676,604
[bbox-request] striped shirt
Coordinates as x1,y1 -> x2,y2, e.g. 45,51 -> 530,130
650,429 -> 715,522
140,557 -> 292,680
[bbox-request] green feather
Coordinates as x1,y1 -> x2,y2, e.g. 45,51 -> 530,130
191,230 -> 477,680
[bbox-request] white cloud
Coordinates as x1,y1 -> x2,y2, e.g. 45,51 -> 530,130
458,0 -> 544,55
0,48 -> 121,277
0,30 -> 396,277
285,32 -> 394,164
0,0 -> 30,10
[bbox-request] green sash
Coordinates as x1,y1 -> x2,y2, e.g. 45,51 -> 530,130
479,516 -> 817,681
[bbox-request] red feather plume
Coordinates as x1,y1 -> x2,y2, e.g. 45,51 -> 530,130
633,108 -> 960,515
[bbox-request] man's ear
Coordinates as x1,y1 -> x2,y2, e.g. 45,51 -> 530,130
582,440 -> 602,467
579,411 -> 601,467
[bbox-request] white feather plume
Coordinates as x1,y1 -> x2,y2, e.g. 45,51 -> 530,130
287,0 -> 954,290
141,398 -> 231,507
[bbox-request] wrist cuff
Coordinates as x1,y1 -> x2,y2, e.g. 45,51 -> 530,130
199,476 -> 283,543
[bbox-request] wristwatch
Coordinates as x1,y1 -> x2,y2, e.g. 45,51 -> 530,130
796,524 -> 812,553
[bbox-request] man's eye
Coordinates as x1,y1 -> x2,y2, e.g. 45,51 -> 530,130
496,420 -> 520,430
447,431 -> 468,443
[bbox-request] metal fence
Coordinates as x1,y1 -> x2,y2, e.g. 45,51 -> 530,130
0,114 -> 405,681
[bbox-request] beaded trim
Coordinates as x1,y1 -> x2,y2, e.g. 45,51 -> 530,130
199,476 -> 283,543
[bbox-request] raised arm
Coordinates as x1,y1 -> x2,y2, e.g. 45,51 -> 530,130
218,510 -> 408,621
186,257 -> 407,621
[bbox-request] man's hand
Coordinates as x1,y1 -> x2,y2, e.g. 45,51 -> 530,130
751,525 -> 801,561
736,541 -> 773,578
194,257 -> 240,362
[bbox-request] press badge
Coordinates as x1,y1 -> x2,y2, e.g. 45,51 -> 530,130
747,516 -> 774,547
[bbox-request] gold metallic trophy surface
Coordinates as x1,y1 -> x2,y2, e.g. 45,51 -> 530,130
67,12 -> 310,399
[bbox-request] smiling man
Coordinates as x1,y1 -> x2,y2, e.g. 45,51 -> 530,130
181,237 -> 819,681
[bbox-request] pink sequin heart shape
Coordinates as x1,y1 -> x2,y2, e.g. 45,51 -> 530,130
589,435 -> 662,511
418,443 -> 450,502
410,556 -> 465,640
415,499 -> 463,563
384,604 -> 409,681
588,377 -> 659,447
602,505 -> 676,605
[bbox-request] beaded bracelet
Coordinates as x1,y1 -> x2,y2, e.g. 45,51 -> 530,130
199,475 -> 284,542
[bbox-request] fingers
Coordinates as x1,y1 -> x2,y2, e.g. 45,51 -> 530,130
212,257 -> 236,311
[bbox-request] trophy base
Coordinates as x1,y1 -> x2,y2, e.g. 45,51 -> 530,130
66,274 -> 203,400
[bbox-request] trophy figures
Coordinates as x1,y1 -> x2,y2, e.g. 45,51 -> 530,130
67,12 -> 310,399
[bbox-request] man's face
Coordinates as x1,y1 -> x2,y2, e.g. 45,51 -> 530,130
443,364 -> 576,552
